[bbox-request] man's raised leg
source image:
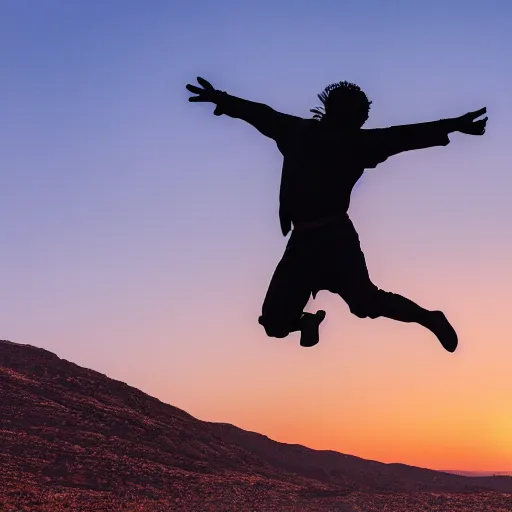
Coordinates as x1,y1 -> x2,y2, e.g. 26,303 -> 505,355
346,288 -> 458,353
258,243 -> 325,347
329,218 -> 458,352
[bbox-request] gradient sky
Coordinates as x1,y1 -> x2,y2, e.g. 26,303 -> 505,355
2,0 -> 511,472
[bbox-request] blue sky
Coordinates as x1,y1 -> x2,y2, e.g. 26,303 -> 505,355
1,0 -> 511,470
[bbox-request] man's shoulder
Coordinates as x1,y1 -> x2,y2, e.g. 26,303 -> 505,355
356,127 -> 396,147
359,127 -> 390,136
283,115 -> 313,127
275,117 -> 313,152
278,115 -> 313,138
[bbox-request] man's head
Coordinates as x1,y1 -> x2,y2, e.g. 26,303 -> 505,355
311,81 -> 371,129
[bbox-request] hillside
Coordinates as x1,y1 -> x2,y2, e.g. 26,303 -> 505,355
1,339 -> 511,511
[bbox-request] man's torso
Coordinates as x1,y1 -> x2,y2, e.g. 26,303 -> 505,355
276,119 -> 366,230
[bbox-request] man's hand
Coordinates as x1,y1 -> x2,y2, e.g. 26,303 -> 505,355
454,107 -> 488,135
186,77 -> 225,115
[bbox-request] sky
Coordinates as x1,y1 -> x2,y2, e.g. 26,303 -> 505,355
1,0 -> 511,472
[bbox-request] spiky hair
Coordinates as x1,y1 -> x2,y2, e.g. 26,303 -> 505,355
310,81 -> 372,122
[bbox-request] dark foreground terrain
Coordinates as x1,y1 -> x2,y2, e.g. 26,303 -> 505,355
1,339 -> 511,511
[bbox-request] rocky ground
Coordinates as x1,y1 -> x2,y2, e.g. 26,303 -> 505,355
1,339 -> 511,511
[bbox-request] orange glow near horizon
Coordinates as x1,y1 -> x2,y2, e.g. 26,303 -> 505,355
153,271 -> 512,474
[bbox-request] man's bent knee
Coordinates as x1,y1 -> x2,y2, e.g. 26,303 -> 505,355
347,289 -> 386,319
258,315 -> 291,338
349,304 -> 380,319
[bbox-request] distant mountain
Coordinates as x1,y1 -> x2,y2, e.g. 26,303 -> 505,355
443,470 -> 512,477
1,339 -> 511,512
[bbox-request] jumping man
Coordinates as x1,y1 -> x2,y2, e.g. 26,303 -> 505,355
186,77 -> 487,351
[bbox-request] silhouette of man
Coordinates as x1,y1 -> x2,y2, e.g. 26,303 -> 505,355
186,77 -> 487,351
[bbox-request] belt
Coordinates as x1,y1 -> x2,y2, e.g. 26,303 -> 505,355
293,213 -> 349,232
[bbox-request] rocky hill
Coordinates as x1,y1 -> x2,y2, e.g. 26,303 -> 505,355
1,339 -> 511,511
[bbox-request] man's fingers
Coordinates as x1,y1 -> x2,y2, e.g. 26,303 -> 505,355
187,78 -> 216,104
470,107 -> 487,119
468,119 -> 486,135
186,84 -> 203,94
472,118 -> 487,128
197,77 -> 214,90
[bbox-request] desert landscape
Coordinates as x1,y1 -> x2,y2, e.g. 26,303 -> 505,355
1,339 -> 511,511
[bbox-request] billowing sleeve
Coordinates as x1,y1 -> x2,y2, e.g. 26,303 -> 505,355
214,92 -> 301,143
358,120 -> 452,168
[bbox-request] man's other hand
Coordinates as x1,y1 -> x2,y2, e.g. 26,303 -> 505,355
456,107 -> 488,135
186,77 -> 225,115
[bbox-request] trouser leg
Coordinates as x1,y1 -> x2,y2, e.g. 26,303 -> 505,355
258,243 -> 311,338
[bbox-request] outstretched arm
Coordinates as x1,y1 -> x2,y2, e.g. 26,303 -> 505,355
361,108 -> 488,168
186,77 -> 299,141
